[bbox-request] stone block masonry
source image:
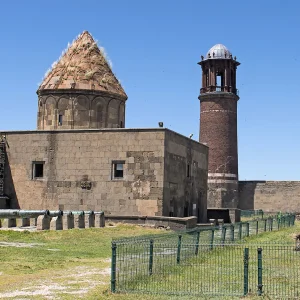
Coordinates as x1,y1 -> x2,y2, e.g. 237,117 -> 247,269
2,128 -> 208,222
238,181 -> 300,213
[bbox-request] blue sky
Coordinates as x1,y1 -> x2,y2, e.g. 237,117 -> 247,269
0,0 -> 299,180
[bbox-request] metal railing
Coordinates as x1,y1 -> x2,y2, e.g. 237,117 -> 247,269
111,213 -> 297,297
200,85 -> 239,96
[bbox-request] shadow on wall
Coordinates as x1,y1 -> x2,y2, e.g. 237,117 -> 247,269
238,181 -> 266,210
4,151 -> 20,209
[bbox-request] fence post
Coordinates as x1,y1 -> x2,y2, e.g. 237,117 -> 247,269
257,247 -> 263,296
149,239 -> 154,275
195,231 -> 200,255
264,219 -> 267,232
270,218 -> 273,231
288,214 -> 291,227
221,226 -> 227,245
256,220 -> 259,235
239,223 -> 243,240
246,222 -> 250,237
111,242 -> 117,293
244,247 -> 249,296
230,224 -> 234,241
177,235 -> 182,264
292,214 -> 296,226
210,229 -> 215,250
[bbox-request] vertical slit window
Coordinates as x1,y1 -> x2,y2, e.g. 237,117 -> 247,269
187,164 -> 190,178
58,114 -> 63,126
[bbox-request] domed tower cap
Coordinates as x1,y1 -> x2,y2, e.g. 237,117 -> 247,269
37,31 -> 127,100
206,44 -> 232,59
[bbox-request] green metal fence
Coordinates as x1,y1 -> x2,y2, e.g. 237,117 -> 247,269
240,209 -> 283,221
241,209 -> 264,219
111,213 -> 298,298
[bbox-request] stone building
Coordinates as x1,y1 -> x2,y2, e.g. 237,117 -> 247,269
0,31 -> 209,222
1,31 -> 297,222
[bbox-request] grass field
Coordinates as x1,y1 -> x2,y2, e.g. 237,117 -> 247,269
0,221 -> 299,299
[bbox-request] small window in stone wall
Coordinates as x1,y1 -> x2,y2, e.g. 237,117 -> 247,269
32,161 -> 45,179
58,114 -> 63,126
112,161 -> 125,179
187,164 -> 190,178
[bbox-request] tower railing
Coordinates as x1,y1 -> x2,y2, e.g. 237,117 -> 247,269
200,86 -> 239,96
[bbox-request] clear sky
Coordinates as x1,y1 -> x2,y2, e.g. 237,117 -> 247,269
0,0 -> 299,181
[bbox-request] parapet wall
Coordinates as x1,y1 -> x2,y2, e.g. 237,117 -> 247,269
105,215 -> 198,230
239,181 -> 300,213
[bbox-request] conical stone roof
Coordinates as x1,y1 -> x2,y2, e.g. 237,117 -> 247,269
38,31 -> 127,99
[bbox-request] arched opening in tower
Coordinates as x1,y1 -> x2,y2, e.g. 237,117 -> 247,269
216,71 -> 224,91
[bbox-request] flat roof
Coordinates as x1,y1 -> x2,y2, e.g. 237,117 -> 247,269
0,127 -> 208,148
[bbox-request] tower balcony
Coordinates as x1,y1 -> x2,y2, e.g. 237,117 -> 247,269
200,86 -> 239,96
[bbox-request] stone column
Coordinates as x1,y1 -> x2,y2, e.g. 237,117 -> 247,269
95,212 -> 105,227
74,214 -> 85,229
50,216 -> 63,230
63,214 -> 74,229
37,215 -> 51,230
85,213 -> 95,228
21,218 -> 30,227
2,218 -> 16,228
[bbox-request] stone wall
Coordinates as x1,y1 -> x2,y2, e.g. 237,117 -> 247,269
3,129 -> 208,219
239,181 -> 300,213
163,130 -> 208,222
37,91 -> 125,130
105,215 -> 198,230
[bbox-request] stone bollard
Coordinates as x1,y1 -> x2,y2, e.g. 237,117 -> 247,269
2,218 -> 17,228
63,214 -> 74,229
30,218 -> 37,226
217,219 -> 224,226
85,212 -> 95,228
37,215 -> 51,230
21,218 -> 30,227
15,218 -> 22,227
209,219 -> 217,226
74,212 -> 85,229
50,216 -> 63,230
95,212 -> 105,227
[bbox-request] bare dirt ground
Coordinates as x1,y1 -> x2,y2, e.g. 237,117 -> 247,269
0,264 -> 111,299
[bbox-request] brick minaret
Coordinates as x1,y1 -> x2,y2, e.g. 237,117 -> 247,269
198,44 -> 240,210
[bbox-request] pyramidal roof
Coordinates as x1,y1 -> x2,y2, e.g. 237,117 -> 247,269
38,31 -> 127,99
